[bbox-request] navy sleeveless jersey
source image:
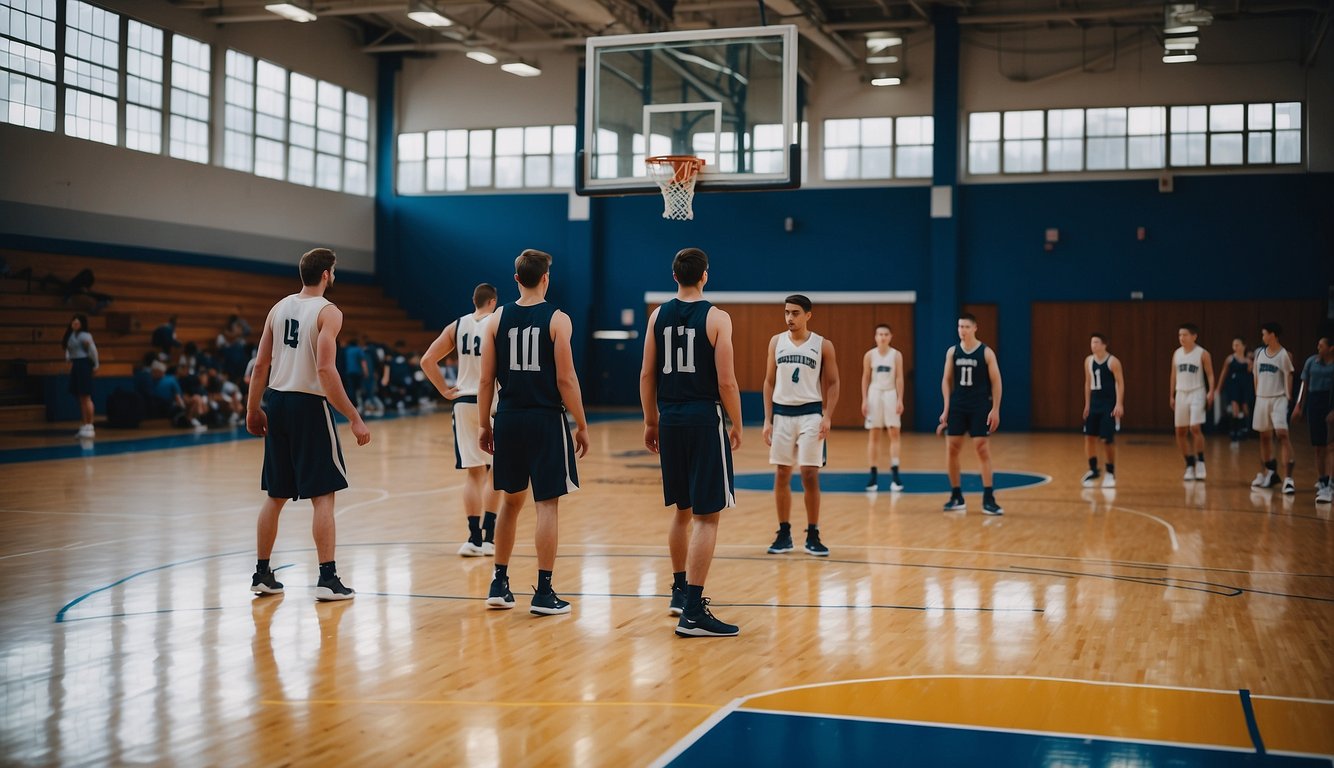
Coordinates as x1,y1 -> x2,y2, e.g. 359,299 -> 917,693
494,302 -> 563,412
654,299 -> 720,427
1089,356 -> 1116,413
951,342 -> 991,410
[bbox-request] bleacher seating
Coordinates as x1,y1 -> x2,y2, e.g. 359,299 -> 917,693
0,249 -> 439,420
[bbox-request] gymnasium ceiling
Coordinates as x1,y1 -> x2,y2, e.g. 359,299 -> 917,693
170,1 -> 1330,70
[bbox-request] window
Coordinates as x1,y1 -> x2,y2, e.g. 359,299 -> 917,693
971,102 -> 1301,175
893,116 -> 933,178
124,20 -> 161,153
398,124 -> 577,194
168,33 -> 209,163
1,0 -> 58,131
287,72 -> 315,185
254,59 -> 286,179
63,0 -> 118,144
344,92 -> 368,194
820,116 -> 931,181
223,49 -> 254,172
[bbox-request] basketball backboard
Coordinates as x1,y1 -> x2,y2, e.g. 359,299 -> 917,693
579,25 -> 800,196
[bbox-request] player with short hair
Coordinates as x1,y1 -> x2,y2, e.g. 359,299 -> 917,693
1249,322 -> 1296,494
1170,323 -> 1214,481
1081,332 -> 1125,488
421,282 -> 504,556
861,323 -> 905,492
940,313 -> 1004,514
763,295 -> 839,557
478,249 -> 590,616
246,247 -> 371,602
640,247 -> 743,637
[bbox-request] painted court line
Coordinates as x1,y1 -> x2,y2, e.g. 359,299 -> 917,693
263,698 -> 714,710
1113,505 -> 1181,551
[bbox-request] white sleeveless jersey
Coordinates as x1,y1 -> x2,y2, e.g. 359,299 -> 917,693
1254,346 -> 1293,398
869,347 -> 899,392
1173,346 -> 1206,392
268,293 -> 331,396
454,312 -> 492,397
773,331 -> 824,406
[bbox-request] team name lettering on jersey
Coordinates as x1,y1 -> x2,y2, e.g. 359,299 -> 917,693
876,365 -> 892,373
1178,363 -> 1199,374
1258,363 -> 1279,374
776,354 -> 818,369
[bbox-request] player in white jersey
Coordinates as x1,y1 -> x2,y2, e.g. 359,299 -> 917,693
1170,323 -> 1214,481
763,295 -> 839,557
246,248 -> 371,602
421,283 -> 504,555
1249,322 -> 1296,494
861,323 -> 905,492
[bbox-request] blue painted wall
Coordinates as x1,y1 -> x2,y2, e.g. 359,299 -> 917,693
376,171 -> 1333,428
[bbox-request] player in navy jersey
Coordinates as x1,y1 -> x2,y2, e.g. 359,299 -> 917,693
477,249 -> 589,616
246,248 -> 371,602
939,312 -> 1003,515
421,283 -> 503,556
640,248 -> 743,638
1081,333 -> 1125,488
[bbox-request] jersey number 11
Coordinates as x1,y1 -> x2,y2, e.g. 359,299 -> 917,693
508,327 -> 541,371
662,326 -> 697,374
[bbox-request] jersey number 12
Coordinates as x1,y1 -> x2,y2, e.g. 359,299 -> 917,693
508,327 -> 541,371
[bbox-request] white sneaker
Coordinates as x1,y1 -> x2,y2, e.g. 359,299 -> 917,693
889,481 -> 904,492
481,541 -> 495,556
1251,471 -> 1269,488
1282,477 -> 1295,495
1183,465 -> 1196,481
76,424 -> 95,437
457,541 -> 485,557
1316,485 -> 1333,504
1081,470 -> 1099,488
1194,463 -> 1206,480
1101,473 -> 1116,488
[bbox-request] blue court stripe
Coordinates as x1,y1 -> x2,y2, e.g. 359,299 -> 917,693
1239,689 -> 1266,754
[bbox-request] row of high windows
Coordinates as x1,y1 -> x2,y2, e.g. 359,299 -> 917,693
1,0 -> 372,195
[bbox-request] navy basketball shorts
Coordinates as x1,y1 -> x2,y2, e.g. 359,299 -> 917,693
1307,390 -> 1331,446
1083,411 -> 1116,442
492,409 -> 579,502
660,418 -> 736,516
261,389 -> 349,500
947,405 -> 991,438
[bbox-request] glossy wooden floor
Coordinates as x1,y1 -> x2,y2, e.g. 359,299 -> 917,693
1,414 -> 1331,766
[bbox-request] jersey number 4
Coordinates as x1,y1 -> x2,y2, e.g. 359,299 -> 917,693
661,326 -> 697,374
283,319 -> 300,349
508,327 -> 541,371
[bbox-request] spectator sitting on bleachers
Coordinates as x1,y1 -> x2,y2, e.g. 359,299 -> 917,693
152,316 -> 181,360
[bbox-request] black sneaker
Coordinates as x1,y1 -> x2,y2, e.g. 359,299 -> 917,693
1080,469 -> 1100,488
675,598 -> 739,637
669,585 -> 687,616
804,529 -> 829,557
314,574 -> 355,602
865,470 -> 878,491
982,496 -> 1004,516
943,494 -> 967,512
251,570 -> 284,595
486,577 -> 515,609
767,528 -> 794,554
530,587 -> 571,616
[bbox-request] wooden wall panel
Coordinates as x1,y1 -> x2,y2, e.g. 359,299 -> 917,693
1031,300 -> 1326,431
648,301 -> 916,428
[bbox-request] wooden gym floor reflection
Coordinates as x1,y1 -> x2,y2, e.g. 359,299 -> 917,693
0,414 -> 1330,766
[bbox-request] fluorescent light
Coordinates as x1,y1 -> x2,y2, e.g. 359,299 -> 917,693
866,55 -> 899,64
407,10 -> 453,27
867,36 -> 903,52
1162,51 -> 1197,63
591,330 -> 640,340
1164,36 -> 1199,50
1164,23 -> 1198,34
264,3 -> 316,22
500,61 -> 541,77
871,76 -> 902,86
466,50 -> 498,65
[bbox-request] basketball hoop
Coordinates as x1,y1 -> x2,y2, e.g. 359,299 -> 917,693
645,155 -> 705,221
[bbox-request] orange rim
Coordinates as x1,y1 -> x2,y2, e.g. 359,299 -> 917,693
646,155 -> 705,184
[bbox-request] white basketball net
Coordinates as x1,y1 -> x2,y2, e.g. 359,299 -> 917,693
646,156 -> 705,221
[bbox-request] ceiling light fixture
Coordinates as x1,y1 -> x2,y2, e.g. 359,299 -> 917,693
1164,36 -> 1199,50
466,50 -> 498,65
871,76 -> 902,86
1162,51 -> 1198,63
500,61 -> 541,77
407,1 -> 452,28
264,2 -> 316,23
